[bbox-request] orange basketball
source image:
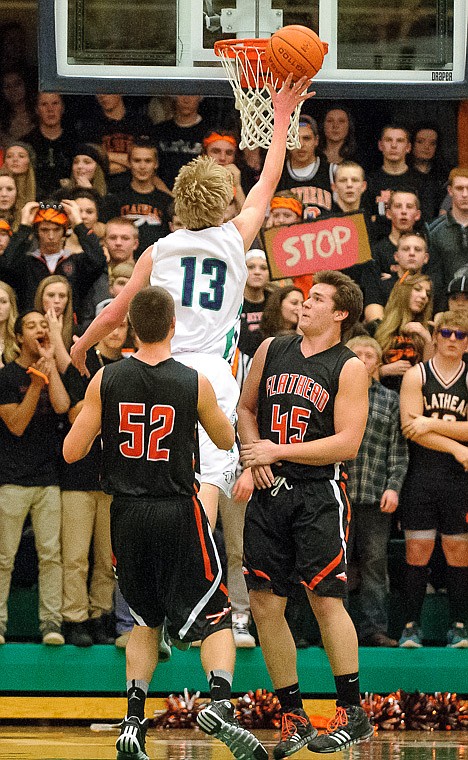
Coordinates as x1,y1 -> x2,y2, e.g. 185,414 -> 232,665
264,25 -> 328,83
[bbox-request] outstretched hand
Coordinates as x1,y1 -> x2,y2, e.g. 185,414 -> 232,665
268,73 -> 315,115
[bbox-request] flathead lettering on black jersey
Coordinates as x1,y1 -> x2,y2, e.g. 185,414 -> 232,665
257,335 -> 355,481
409,358 -> 468,475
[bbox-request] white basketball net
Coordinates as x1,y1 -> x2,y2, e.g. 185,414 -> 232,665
215,41 -> 303,151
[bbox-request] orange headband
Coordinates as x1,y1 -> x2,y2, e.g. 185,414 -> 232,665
33,207 -> 69,228
203,132 -> 238,149
0,219 -> 12,236
270,196 -> 303,218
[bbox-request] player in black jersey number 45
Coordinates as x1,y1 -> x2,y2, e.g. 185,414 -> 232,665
239,270 -> 374,755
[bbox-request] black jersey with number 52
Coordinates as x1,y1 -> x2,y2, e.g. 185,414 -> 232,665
257,335 -> 355,481
100,357 -> 199,498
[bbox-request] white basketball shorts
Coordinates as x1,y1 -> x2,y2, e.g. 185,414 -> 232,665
174,352 -> 239,496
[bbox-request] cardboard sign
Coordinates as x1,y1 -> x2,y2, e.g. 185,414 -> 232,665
262,212 -> 372,280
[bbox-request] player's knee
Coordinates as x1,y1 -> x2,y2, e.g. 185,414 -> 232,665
405,539 -> 435,565
308,592 -> 344,619
249,589 -> 285,624
441,534 -> 468,566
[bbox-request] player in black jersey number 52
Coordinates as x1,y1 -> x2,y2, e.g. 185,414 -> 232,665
64,286 -> 268,760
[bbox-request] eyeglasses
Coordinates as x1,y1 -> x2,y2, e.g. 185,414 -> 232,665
438,328 -> 468,340
39,202 -> 64,212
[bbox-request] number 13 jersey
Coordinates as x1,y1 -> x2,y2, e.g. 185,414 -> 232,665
150,221 -> 247,362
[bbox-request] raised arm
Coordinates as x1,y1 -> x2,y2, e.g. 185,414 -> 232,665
70,248 -> 152,375
0,202 -> 38,274
63,370 -> 103,462
0,371 -> 44,437
197,374 -> 235,451
47,360 -> 70,414
61,200 -> 107,276
232,75 -> 315,250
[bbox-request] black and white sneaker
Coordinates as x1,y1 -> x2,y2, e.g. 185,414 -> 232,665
273,708 -> 318,759
307,705 -> 373,754
116,716 -> 150,760
197,699 -> 267,760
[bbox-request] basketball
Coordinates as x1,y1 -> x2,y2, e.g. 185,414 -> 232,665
264,25 -> 327,83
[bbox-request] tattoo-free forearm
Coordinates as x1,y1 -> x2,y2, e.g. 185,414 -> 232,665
48,367 -> 70,414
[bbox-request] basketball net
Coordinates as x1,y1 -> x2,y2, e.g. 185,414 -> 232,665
214,39 -> 304,151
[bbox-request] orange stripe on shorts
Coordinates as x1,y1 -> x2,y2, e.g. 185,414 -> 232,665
192,496 -> 214,582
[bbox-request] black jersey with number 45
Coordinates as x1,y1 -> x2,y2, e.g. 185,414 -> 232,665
100,357 -> 199,498
257,335 -> 355,481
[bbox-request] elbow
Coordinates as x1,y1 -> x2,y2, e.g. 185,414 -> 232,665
63,442 -> 79,464
220,430 -> 236,451
345,442 -> 362,460
9,424 -> 26,438
345,449 -> 359,462
55,402 -> 70,415
217,425 -> 236,451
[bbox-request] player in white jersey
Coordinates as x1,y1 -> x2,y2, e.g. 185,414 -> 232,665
71,75 -> 315,526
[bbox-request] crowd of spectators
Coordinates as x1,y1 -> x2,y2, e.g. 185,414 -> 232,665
0,60 -> 467,651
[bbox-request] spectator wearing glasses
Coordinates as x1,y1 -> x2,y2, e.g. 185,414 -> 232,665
447,271 -> 468,363
399,311 -> 468,649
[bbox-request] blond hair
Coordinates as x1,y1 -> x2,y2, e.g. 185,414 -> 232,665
110,261 -> 135,284
0,280 -> 19,362
434,310 -> 468,334
2,144 -> 36,211
0,168 -> 21,231
69,163 -> 107,197
173,156 -> 233,230
34,275 -> 74,351
375,273 -> 433,357
346,335 -> 382,361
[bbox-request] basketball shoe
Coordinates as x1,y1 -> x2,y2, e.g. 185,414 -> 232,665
398,622 -> 423,648
116,715 -> 149,760
447,623 -> 468,648
307,705 -> 373,753
197,699 -> 268,760
273,708 -> 318,759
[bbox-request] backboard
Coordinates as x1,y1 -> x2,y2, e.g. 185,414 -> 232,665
39,0 -> 468,97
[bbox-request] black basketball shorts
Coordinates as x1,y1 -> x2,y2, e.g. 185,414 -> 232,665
400,469 -> 468,536
110,494 -> 232,641
243,475 -> 351,599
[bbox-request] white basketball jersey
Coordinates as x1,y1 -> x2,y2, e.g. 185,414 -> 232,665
150,221 -> 247,360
